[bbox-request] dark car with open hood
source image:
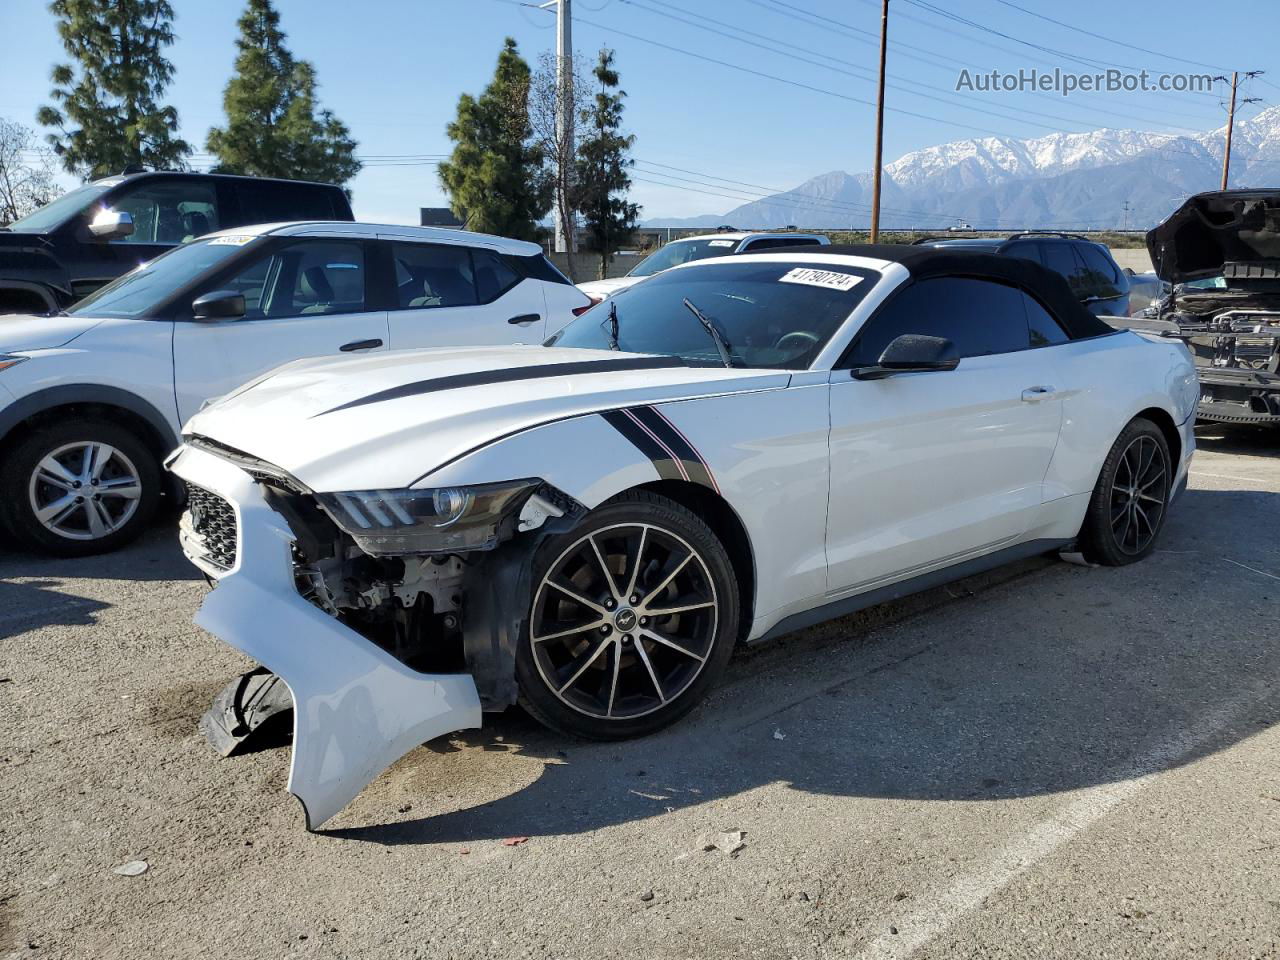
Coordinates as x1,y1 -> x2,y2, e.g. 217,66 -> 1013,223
0,170 -> 353,314
1140,190 -> 1280,427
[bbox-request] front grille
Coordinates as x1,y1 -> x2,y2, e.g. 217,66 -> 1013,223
183,483 -> 238,570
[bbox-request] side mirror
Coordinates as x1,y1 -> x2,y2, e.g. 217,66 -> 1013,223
88,209 -> 134,239
192,289 -> 246,321
853,334 -> 959,380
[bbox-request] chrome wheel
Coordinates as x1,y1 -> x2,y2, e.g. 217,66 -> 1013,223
529,522 -> 719,721
1109,434 -> 1168,556
27,441 -> 143,541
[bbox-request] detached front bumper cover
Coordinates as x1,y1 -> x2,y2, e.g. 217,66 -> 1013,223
169,445 -> 482,830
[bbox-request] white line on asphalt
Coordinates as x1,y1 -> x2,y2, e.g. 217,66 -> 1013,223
851,685 -> 1268,960
1190,470 -> 1271,484
1223,558 -> 1280,582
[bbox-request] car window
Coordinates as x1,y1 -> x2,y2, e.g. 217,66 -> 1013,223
110,180 -> 220,245
548,261 -> 879,369
1023,292 -> 1070,347
472,248 -> 521,301
1003,241 -> 1042,265
233,180 -> 339,224
66,236 -> 262,319
1075,243 -> 1122,298
845,276 -> 1031,366
1038,242 -> 1088,296
218,240 -> 366,319
6,181 -> 113,232
742,237 -> 820,251
625,237 -> 739,277
390,242 -> 478,310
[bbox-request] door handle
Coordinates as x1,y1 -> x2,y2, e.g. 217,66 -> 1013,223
1021,385 -> 1056,402
340,338 -> 383,352
507,313 -> 540,325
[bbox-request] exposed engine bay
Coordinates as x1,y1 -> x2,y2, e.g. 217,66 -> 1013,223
1144,190 -> 1280,425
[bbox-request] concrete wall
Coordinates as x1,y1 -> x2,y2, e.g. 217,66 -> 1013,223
1110,248 -> 1154,274
547,251 -> 639,284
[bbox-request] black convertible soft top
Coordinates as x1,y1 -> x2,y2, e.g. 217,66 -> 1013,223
766,242 -> 1116,340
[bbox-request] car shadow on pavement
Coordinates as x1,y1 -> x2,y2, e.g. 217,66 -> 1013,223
1194,424 -> 1280,459
0,525 -> 200,583
330,486 -> 1280,846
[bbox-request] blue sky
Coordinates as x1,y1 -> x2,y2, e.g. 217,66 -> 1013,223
1,0 -> 1276,224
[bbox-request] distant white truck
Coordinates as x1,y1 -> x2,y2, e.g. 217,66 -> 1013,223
577,231 -> 829,300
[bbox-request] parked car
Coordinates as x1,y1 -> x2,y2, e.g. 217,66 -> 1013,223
1136,190 -> 1280,426
0,170 -> 354,314
914,232 -> 1132,317
169,243 -> 1196,828
0,221 -> 588,555
1122,269 -> 1170,317
576,231 -> 829,301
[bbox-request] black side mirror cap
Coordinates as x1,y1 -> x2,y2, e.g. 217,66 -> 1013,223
853,334 -> 959,380
192,289 -> 246,321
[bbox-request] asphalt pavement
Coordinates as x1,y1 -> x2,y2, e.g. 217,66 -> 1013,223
2,426 -> 1278,960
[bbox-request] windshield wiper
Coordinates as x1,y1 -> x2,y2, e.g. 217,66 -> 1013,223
682,297 -> 734,368
605,298 -> 620,351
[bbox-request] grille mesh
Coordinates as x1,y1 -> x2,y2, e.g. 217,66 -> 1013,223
184,483 -> 238,570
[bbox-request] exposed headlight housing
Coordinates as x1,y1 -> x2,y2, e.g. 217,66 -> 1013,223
0,354 -> 29,373
316,480 -> 539,556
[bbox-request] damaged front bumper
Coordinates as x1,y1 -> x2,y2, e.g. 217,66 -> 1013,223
168,444 -> 482,830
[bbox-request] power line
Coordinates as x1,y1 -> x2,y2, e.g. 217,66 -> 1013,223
989,0 -> 1236,74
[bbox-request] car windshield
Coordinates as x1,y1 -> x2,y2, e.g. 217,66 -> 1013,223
6,182 -> 115,232
627,237 -> 741,277
66,236 -> 263,319
547,260 -> 879,369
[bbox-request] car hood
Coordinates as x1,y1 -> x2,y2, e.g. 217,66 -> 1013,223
0,312 -> 103,352
1147,189 -> 1280,284
576,276 -> 644,299
185,345 -> 791,491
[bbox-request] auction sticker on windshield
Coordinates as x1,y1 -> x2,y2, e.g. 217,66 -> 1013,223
779,267 -> 863,292
209,236 -> 255,246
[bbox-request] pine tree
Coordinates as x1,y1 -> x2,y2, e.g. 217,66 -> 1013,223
36,0 -> 191,179
438,38 -> 550,241
576,50 -> 639,280
206,0 -> 360,186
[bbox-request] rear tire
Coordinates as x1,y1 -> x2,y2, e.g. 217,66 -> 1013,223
0,418 -> 161,557
1078,417 -> 1171,566
516,490 -> 739,740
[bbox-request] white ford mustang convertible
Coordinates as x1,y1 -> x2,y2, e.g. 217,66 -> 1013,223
168,245 -> 1199,828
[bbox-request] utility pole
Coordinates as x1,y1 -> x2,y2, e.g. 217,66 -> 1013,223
542,0 -> 574,253
1122,200 -> 1130,231
1219,70 -> 1264,190
869,0 -> 889,243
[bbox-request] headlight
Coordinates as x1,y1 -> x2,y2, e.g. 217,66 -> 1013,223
316,480 -> 538,555
0,354 -> 29,373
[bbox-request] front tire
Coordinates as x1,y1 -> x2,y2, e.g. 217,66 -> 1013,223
0,418 -> 161,557
516,491 -> 740,740
1078,417 -> 1172,566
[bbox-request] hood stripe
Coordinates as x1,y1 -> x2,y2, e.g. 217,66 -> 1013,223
314,356 -> 685,417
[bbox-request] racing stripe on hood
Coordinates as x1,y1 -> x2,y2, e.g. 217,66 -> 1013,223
601,405 -> 719,492
315,356 -> 684,417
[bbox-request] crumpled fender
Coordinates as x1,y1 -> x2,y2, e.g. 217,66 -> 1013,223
170,445 -> 482,830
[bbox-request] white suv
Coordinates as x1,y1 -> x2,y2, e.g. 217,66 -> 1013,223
0,221 -> 589,555
577,231 -> 829,300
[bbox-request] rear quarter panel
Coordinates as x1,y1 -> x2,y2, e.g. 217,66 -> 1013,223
1043,331 -> 1197,502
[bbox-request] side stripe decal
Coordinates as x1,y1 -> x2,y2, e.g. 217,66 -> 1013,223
601,405 -> 719,492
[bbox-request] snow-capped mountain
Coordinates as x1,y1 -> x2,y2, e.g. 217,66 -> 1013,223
646,107 -> 1280,230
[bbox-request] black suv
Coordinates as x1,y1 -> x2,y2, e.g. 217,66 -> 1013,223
914,233 -> 1131,318
0,171 -> 354,313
